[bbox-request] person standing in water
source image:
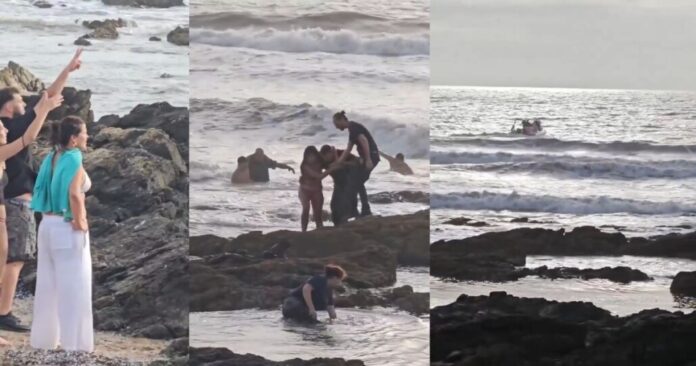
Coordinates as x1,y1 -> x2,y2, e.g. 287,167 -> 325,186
0,48 -> 83,333
282,264 -> 346,323
246,148 -> 295,183
231,156 -> 252,184
30,116 -> 93,352
332,111 -> 380,216
379,151 -> 414,175
0,92 -> 63,346
298,146 -> 334,232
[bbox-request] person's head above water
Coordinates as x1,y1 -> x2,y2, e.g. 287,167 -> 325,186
0,87 -> 26,118
237,156 -> 247,164
325,264 -> 347,289
396,153 -> 405,161
302,145 -> 321,165
51,116 -> 88,151
254,148 -> 264,156
333,111 -> 350,130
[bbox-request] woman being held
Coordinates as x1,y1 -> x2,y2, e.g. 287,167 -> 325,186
30,116 -> 92,352
299,146 -> 333,232
0,92 -> 63,346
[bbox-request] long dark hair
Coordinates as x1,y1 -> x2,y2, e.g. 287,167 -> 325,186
301,146 -> 321,167
50,116 -> 85,148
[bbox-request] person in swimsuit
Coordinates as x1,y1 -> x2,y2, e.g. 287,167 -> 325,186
332,111 -> 380,216
231,156 -> 252,184
298,146 -> 333,232
0,92 -> 63,346
30,116 -> 93,352
282,264 -> 346,323
379,151 -> 414,175
246,148 -> 295,183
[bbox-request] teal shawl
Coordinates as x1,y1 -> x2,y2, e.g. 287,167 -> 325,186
30,148 -> 83,221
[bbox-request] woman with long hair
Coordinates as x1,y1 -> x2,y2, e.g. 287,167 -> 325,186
29,116 -> 92,352
299,145 -> 332,232
0,91 -> 63,346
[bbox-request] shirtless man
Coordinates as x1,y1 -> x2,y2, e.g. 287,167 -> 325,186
379,151 -> 414,175
231,156 -> 252,184
246,148 -> 295,183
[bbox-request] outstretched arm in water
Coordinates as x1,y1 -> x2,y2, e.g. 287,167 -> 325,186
302,283 -> 317,320
46,48 -> 83,98
0,92 -> 63,161
379,151 -> 395,164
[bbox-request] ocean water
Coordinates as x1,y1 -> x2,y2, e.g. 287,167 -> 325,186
191,267 -> 429,366
431,86 -> 696,241
431,255 -> 696,316
1,0 -> 189,117
430,86 -> 696,315
189,0 -> 430,237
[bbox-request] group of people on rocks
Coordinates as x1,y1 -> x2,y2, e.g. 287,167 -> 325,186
231,111 -> 414,231
0,49 -> 94,352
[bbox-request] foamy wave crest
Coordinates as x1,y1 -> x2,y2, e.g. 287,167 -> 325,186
190,161 -> 229,183
190,27 -> 429,56
431,151 -> 696,179
431,191 -> 696,215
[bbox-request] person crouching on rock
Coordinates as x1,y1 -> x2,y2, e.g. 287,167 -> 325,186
282,264 -> 347,323
30,116 -> 93,352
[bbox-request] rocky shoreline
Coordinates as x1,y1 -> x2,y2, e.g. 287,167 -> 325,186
190,211 -> 429,315
2,62 -> 188,363
432,226 -> 696,291
431,291 -> 696,366
188,347 -> 365,366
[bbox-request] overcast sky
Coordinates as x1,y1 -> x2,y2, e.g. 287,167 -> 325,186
432,0 -> 696,90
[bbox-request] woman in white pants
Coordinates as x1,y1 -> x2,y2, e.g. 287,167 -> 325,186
29,116 -> 92,352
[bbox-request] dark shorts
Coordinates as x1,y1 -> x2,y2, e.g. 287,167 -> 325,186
282,296 -> 316,323
6,199 -> 36,263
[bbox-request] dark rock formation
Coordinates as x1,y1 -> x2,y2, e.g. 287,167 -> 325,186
150,36 -> 162,42
189,347 -> 365,366
190,212 -> 428,312
431,292 -> 696,366
522,265 -> 652,284
33,1 -> 53,8
368,190 -> 429,204
335,285 -> 429,316
443,217 -> 488,227
0,61 -> 45,92
74,37 -> 92,46
102,0 -> 184,7
671,271 -> 696,297
167,26 -> 189,46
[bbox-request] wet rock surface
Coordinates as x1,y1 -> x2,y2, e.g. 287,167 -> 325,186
335,285 -> 429,316
167,26 -> 189,46
190,212 -> 429,312
431,291 -> 696,366
6,63 -> 188,341
432,226 -> 696,282
189,347 -> 365,366
671,271 -> 696,297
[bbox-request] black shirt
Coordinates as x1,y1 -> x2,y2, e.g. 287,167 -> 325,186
290,275 -> 334,311
246,154 -> 279,182
1,108 -> 37,199
324,149 -> 357,186
348,121 -> 380,165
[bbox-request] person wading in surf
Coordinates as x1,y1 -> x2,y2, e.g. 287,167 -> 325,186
281,264 -> 346,323
246,148 -> 295,183
379,151 -> 414,175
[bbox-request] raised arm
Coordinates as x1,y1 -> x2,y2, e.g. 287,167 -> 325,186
379,151 -> 395,163
337,141 -> 354,163
46,48 -> 83,98
0,92 -> 62,161
69,167 -> 88,232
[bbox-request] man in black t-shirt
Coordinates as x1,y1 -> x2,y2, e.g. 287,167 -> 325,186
281,264 -> 346,323
245,148 -> 295,182
0,48 -> 83,332
332,111 -> 380,216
